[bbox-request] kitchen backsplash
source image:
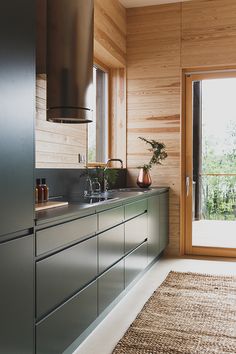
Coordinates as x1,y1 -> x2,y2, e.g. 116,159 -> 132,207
35,168 -> 127,199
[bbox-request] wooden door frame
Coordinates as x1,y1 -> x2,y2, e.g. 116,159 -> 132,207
180,67 -> 236,258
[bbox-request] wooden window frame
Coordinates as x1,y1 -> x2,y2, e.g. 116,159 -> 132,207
93,59 -> 127,168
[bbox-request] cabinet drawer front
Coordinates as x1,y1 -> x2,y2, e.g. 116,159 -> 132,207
125,241 -> 148,288
160,192 -> 169,252
36,214 -> 97,255
0,235 -> 34,354
125,213 -> 147,254
98,260 -> 124,314
147,195 -> 160,264
98,224 -> 124,274
98,206 -> 124,231
37,236 -> 97,318
125,199 -> 147,221
36,281 -> 97,354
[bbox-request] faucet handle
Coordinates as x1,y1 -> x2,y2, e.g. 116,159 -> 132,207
104,177 -> 109,192
92,178 -> 101,195
84,176 -> 93,197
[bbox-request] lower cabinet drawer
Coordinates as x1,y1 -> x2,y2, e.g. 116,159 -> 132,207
98,259 -> 124,314
36,281 -> 97,354
98,224 -> 124,274
36,214 -> 97,256
125,199 -> 148,221
125,241 -> 148,288
36,236 -> 97,318
125,213 -> 147,254
98,206 -> 124,231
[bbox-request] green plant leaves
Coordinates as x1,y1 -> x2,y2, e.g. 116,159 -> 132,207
138,136 -> 168,170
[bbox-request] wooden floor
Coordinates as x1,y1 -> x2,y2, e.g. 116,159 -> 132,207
73,256 -> 236,354
193,220 -> 236,248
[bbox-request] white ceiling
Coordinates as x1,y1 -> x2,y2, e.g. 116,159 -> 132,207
119,0 -> 190,8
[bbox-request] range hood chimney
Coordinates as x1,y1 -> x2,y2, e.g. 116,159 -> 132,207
47,0 -> 94,123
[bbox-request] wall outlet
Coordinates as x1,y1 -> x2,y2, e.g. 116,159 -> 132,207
78,154 -> 86,164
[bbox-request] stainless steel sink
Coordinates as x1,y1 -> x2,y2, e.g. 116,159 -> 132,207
111,188 -> 151,193
68,194 -> 119,205
68,188 -> 151,205
83,196 -> 119,204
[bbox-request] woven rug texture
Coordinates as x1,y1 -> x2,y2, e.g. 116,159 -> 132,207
112,271 -> 236,354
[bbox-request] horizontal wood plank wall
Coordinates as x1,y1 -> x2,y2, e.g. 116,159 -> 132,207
36,75 -> 87,168
94,0 -> 126,68
126,4 -> 181,255
126,0 -> 236,255
182,0 -> 236,68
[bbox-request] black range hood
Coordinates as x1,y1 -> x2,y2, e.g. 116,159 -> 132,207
47,0 -> 94,124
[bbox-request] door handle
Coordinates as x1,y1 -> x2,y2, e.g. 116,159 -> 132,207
186,176 -> 190,197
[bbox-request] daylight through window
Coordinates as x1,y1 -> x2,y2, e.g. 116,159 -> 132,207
88,67 -> 108,163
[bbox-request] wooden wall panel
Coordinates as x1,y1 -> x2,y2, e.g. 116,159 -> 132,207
126,0 -> 236,255
182,0 -> 236,68
36,75 -> 87,168
127,4 -> 181,256
94,0 -> 127,67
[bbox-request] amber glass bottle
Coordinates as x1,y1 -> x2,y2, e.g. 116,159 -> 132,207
41,178 -> 49,202
35,185 -> 39,204
36,178 -> 44,203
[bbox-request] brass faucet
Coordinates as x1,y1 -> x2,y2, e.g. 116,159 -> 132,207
105,158 -> 123,169
103,158 -> 124,191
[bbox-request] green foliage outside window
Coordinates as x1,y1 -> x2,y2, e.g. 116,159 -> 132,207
202,121 -> 236,220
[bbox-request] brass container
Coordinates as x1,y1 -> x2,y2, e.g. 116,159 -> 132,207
137,168 -> 152,188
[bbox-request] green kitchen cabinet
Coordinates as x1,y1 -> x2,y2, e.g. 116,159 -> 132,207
98,259 -> 125,314
0,0 -> 35,238
0,236 -> 34,354
125,241 -> 148,288
159,192 -> 169,252
147,191 -> 169,263
36,281 -> 97,354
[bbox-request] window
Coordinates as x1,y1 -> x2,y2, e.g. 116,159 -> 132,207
88,66 -> 109,163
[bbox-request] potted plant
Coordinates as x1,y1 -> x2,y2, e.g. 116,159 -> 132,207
82,167 -> 119,193
137,137 -> 168,188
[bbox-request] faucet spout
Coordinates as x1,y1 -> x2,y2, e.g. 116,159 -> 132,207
105,158 -> 123,169
103,158 -> 123,192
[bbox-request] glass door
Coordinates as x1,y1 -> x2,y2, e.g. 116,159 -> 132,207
185,71 -> 236,257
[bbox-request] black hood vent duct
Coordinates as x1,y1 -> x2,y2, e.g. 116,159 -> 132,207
47,0 -> 94,124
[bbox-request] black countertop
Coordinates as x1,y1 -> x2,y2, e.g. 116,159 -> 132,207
35,187 -> 169,229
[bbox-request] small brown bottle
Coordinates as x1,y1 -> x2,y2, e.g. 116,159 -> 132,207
35,184 -> 39,204
41,178 -> 49,202
36,178 -> 44,203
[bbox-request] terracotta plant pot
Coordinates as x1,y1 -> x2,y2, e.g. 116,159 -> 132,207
137,168 -> 152,188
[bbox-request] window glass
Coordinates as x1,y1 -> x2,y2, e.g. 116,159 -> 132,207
88,67 -> 108,162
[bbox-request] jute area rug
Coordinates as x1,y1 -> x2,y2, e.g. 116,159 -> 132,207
112,271 -> 236,354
